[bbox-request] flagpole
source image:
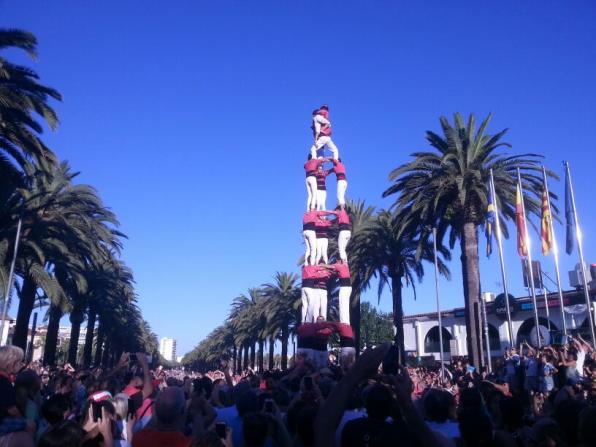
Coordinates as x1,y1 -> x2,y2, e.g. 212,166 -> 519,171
564,161 -> 596,346
432,228 -> 445,381
481,292 -> 492,373
542,167 -> 567,336
0,217 -> 22,346
490,169 -> 514,345
517,168 -> 542,348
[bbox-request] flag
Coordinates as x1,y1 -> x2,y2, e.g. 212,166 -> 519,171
485,185 -> 495,257
515,182 -> 528,257
565,166 -> 575,254
540,187 -> 552,256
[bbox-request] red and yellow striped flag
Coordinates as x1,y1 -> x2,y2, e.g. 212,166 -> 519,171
515,182 -> 528,257
541,188 -> 552,255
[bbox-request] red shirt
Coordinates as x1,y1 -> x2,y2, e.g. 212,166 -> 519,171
332,160 -> 347,180
336,210 -> 350,226
303,211 -> 317,225
315,214 -> 333,229
132,428 -> 192,447
317,109 -> 332,136
333,263 -> 350,279
304,158 -> 323,177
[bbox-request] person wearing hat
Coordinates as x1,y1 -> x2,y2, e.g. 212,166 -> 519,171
309,105 -> 339,160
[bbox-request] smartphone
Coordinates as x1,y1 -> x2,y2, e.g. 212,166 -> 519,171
92,402 -> 102,422
215,422 -> 227,439
304,376 -> 313,390
264,399 -> 274,413
382,344 -> 400,375
127,398 -> 136,419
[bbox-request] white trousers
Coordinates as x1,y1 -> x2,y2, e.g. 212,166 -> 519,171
338,230 -> 351,263
316,237 -> 328,264
339,286 -> 352,324
310,136 -> 339,160
303,230 -> 316,266
337,179 -> 348,207
315,189 -> 326,210
316,288 -> 328,320
306,176 -> 317,211
301,287 -> 317,322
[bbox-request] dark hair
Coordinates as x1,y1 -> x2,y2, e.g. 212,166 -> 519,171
295,406 -> 317,446
365,384 -> 393,420
41,394 -> 71,425
423,389 -> 454,423
458,407 -> 493,446
242,412 -> 268,447
236,391 -> 259,417
38,421 -> 84,447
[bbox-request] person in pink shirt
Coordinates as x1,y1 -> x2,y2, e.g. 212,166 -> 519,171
312,265 -> 333,320
301,265 -> 318,322
309,105 -> 339,160
302,211 -> 317,266
304,155 -> 326,211
329,262 -> 352,324
314,211 -> 335,265
330,158 -> 348,209
324,208 -> 351,263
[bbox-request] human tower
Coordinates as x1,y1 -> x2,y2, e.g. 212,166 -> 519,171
297,105 -> 356,369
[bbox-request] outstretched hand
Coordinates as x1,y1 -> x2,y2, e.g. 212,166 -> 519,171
350,343 -> 391,380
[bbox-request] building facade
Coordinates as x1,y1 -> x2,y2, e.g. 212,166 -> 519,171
403,289 -> 595,363
159,337 -> 177,362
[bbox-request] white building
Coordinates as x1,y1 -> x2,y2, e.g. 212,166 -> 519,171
402,289 -> 595,365
160,337 -> 177,362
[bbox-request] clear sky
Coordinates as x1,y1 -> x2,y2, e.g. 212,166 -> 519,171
2,1 -> 596,355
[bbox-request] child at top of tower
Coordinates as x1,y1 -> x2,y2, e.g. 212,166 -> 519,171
310,104 -> 339,160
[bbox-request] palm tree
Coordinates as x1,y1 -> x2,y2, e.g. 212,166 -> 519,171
383,113 -> 551,366
349,210 -> 449,362
0,29 -> 61,191
4,159 -> 122,350
229,288 -> 263,371
262,272 -> 301,370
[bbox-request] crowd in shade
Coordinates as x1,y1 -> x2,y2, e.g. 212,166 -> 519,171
0,335 -> 595,447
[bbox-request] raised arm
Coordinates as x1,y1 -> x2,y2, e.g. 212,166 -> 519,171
136,353 -> 154,400
314,343 -> 390,447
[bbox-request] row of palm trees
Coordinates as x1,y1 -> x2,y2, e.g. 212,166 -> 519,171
0,29 -> 158,366
185,114 -> 551,370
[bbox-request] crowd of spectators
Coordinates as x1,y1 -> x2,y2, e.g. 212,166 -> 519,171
0,334 -> 595,447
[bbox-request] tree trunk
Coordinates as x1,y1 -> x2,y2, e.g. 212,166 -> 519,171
281,325 -> 288,370
95,324 -> 104,366
268,337 -> 275,370
43,303 -> 62,366
83,308 -> 96,367
236,346 -> 242,373
243,343 -> 249,371
460,222 -> 483,368
68,310 -> 84,366
232,345 -> 237,374
250,342 -> 256,369
350,291 -> 361,355
391,272 -> 406,365
101,338 -> 111,367
257,339 -> 264,372
13,275 -> 36,350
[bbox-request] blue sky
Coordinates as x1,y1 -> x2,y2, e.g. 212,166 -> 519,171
2,1 -> 596,355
